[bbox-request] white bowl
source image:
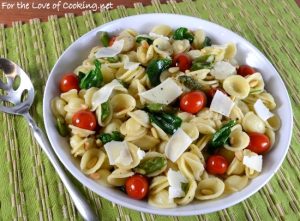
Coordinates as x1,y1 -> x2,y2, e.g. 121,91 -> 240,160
43,13 -> 293,216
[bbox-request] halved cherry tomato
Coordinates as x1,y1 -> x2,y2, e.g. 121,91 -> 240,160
59,73 -> 79,92
180,91 -> 207,114
72,110 -> 97,131
173,53 -> 192,72
247,132 -> 271,154
237,65 -> 256,77
125,174 -> 149,200
206,155 -> 228,175
108,36 -> 117,46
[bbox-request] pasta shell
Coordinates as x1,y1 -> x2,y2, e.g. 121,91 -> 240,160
60,89 -> 78,102
151,25 -> 172,36
224,175 -> 248,193
148,190 -> 177,208
181,122 -> 199,141
229,104 -> 244,123
195,177 -> 225,200
115,142 -> 140,170
200,45 -> 226,61
110,94 -> 136,118
151,123 -> 169,141
125,118 -> 146,137
117,29 -> 137,52
187,49 -> 202,59
223,75 -> 250,99
69,125 -> 95,137
63,97 -> 86,114
242,112 -> 266,133
153,38 -> 173,58
51,97 -> 66,117
189,144 -> 205,164
107,168 -> 134,186
265,128 -> 275,150
82,87 -> 98,109
223,43 -> 237,60
137,43 -> 157,65
192,29 -> 205,49
235,100 -> 250,115
160,70 -> 173,82
115,66 -> 146,84
190,118 -> 217,134
101,64 -> 117,83
127,110 -> 150,128
92,169 -> 112,187
227,157 -> 245,175
172,40 -> 191,54
246,72 -> 264,94
197,107 -> 222,121
195,135 -> 211,151
80,149 -> 106,174
130,133 -> 160,150
224,130 -> 250,152
149,176 -> 169,195
102,119 -> 123,134
265,115 -> 281,131
177,112 -> 195,122
128,79 -> 147,108
70,135 -> 87,157
175,180 -> 197,205
177,152 -> 204,181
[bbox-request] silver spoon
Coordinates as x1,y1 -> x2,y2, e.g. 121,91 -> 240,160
0,58 -> 98,221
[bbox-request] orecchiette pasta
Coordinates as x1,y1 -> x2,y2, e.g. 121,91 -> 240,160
195,177 -> 225,200
51,25 -> 280,208
177,152 -> 204,181
242,112 -> 266,133
224,175 -> 248,193
153,38 -> 173,58
51,97 -> 66,117
223,75 -> 250,99
107,168 -> 134,186
151,24 -> 172,36
80,149 -> 106,174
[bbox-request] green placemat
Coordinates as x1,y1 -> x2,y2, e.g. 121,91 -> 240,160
0,0 -> 300,220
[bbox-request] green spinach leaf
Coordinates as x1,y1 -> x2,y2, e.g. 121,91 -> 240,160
149,112 -> 182,135
146,59 -> 172,86
202,36 -> 212,48
173,27 -> 194,43
79,60 -> 103,89
208,120 -> 236,153
98,131 -> 124,144
136,35 -> 153,44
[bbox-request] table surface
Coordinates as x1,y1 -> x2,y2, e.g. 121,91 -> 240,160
0,0 -> 300,220
0,0 -> 161,26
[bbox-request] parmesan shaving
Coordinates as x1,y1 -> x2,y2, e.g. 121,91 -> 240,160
95,39 -> 124,58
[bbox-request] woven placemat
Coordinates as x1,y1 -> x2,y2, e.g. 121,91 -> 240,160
0,0 -> 299,220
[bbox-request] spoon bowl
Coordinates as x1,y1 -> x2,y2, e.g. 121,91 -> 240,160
0,58 -> 98,221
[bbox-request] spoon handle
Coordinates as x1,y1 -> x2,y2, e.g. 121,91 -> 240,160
24,112 -> 99,221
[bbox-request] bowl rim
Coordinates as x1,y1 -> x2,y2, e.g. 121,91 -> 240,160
43,13 -> 293,216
